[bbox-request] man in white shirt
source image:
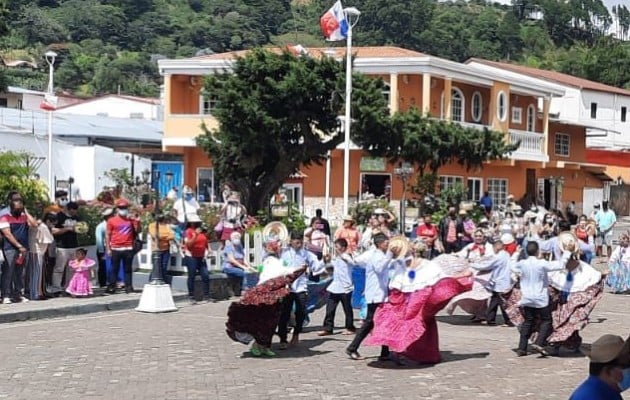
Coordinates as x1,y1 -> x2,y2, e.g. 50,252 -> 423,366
172,185 -> 200,225
346,233 -> 398,361
511,241 -> 571,356
470,238 -> 515,326
318,238 -> 355,337
278,231 -> 328,349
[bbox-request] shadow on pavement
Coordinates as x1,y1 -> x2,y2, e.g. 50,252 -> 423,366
366,350 -> 490,369
239,338 -> 332,359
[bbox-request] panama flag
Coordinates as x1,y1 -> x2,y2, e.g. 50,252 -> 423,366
320,1 -> 348,41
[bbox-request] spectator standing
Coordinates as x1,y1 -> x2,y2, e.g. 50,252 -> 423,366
95,208 -> 114,287
596,201 -> 617,257
479,191 -> 493,217
0,191 -> 38,303
310,209 -> 331,237
105,199 -> 140,294
148,214 -> 175,285
51,201 -> 81,295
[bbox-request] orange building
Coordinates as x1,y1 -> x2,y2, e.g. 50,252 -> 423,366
157,46 -> 609,217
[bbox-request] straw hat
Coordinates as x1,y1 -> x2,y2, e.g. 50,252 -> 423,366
187,214 -> 202,223
262,221 -> 288,244
582,334 -> 629,363
342,214 -> 355,222
557,231 -> 580,256
388,235 -> 410,259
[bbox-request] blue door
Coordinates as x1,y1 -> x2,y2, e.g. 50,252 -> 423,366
151,162 -> 183,198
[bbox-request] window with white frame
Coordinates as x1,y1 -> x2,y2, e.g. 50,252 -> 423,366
199,92 -> 219,115
439,175 -> 464,193
441,88 -> 465,122
511,107 -> 522,124
382,82 -> 391,109
487,178 -> 508,205
526,104 -> 536,132
282,183 -> 303,208
471,91 -> 482,122
554,133 -> 570,157
497,91 -> 508,122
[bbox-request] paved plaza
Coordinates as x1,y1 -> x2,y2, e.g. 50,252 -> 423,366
0,287 -> 628,400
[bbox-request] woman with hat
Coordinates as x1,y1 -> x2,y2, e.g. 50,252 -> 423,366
363,240 -> 473,364
607,230 -> 630,294
334,215 -> 361,254
225,239 -> 307,357
219,192 -> 247,242
505,232 -> 603,356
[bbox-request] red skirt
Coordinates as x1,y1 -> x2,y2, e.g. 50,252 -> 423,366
364,276 -> 473,364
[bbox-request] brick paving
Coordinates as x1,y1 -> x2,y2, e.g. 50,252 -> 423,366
0,287 -> 628,400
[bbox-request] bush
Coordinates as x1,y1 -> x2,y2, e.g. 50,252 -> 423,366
77,202 -> 109,247
350,199 -> 397,230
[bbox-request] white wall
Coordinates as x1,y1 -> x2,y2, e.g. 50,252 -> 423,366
56,97 -> 159,120
0,131 -> 151,200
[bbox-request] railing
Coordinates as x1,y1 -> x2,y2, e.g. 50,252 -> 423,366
136,231 -> 266,273
509,129 -> 548,161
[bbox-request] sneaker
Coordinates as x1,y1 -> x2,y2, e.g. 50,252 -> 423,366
3,298 -> 11,304
250,345 -> 262,357
19,297 -> 29,303
345,349 -> 363,360
262,348 -> 276,357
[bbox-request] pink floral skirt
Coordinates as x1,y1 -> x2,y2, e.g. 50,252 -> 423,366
364,277 -> 473,364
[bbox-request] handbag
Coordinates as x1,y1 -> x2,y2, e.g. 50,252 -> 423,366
133,238 -> 144,254
169,240 -> 180,255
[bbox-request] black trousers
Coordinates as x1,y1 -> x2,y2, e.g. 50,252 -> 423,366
487,291 -> 510,324
278,292 -> 308,342
518,304 -> 552,351
444,241 -> 460,254
322,292 -> 355,333
109,249 -> 134,291
97,251 -> 107,287
347,303 -> 389,357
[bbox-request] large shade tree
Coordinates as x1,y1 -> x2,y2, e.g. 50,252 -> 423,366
196,48 -> 390,213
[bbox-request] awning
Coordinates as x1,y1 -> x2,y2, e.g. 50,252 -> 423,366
590,171 -> 614,181
550,118 -> 621,137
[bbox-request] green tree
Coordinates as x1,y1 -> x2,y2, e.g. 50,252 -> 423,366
0,151 -> 49,210
14,5 -> 68,44
353,108 -> 519,178
196,49 -> 391,213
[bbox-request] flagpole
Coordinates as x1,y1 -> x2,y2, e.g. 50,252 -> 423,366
342,7 -> 360,217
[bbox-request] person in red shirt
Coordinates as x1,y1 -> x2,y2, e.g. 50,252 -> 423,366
183,214 -> 210,302
416,213 -> 438,259
105,198 -> 140,294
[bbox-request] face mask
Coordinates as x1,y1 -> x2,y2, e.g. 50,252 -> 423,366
231,239 -> 241,246
118,209 -> 128,217
619,368 -> 630,392
58,199 -> 69,207
185,194 -> 193,201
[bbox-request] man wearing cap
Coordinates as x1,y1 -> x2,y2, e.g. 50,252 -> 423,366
51,201 -> 81,294
569,334 -> 630,399
346,232 -> 398,361
172,185 -> 200,225
105,199 -> 140,294
334,215 -> 361,254
95,208 -> 114,287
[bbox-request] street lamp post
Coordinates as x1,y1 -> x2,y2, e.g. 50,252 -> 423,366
341,6 -> 361,217
45,51 -> 57,201
394,163 -> 414,234
136,169 -> 177,313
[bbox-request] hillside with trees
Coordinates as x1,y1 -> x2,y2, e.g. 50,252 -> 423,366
0,0 -> 628,97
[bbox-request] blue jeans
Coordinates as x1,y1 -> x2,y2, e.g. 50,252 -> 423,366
184,256 -> 209,297
223,265 -> 258,289
149,251 -> 172,285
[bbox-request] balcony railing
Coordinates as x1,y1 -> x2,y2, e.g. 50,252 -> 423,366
509,129 -> 548,162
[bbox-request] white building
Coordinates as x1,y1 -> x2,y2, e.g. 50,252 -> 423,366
0,108 -> 162,199
466,59 -> 630,150
56,94 -> 163,121
0,86 -> 82,111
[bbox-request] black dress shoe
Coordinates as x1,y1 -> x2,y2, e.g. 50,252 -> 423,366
345,349 -> 363,360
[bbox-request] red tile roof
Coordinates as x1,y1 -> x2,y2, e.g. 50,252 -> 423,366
190,46 -> 426,61
468,58 -> 630,96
